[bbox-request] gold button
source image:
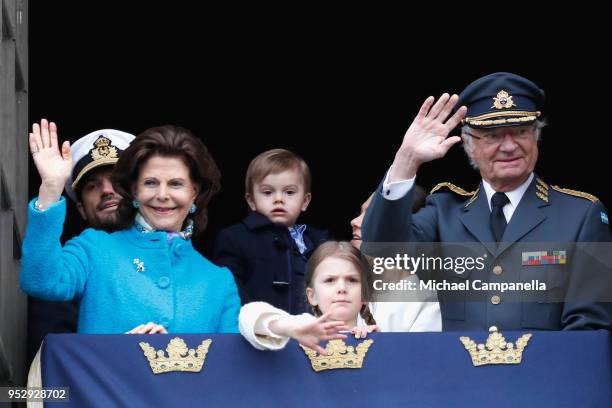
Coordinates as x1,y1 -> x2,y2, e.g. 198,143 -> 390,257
491,295 -> 501,305
492,265 -> 503,275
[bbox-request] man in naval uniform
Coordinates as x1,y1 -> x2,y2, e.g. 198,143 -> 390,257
27,124 -> 137,363
362,72 -> 612,331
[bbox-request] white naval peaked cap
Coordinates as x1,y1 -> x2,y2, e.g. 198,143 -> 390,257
64,129 -> 135,202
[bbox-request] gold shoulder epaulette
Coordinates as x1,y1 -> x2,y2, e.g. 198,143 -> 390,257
551,185 -> 599,203
430,182 -> 475,196
465,186 -> 480,208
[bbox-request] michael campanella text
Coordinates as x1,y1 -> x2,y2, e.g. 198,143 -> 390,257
373,279 -> 547,293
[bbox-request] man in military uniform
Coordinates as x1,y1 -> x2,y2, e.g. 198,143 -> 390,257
362,72 -> 612,331
64,128 -> 136,229
28,124 -> 136,362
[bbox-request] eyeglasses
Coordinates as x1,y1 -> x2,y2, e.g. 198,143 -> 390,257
465,125 -> 536,145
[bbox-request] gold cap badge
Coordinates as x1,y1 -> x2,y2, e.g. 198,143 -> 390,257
90,136 -> 118,161
491,90 -> 516,110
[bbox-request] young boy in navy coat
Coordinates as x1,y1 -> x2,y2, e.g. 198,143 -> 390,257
214,149 -> 327,314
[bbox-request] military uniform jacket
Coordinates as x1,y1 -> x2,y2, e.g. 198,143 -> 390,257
362,175 -> 612,331
214,212 -> 328,314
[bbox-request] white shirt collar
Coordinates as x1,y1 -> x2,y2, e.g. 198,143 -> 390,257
481,173 -> 534,220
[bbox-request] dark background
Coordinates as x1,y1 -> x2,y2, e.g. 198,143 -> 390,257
29,3 -> 612,255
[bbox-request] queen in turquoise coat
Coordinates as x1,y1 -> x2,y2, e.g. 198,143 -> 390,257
21,122 -> 239,334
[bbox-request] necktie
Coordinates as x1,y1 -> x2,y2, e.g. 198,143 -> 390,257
490,192 -> 510,242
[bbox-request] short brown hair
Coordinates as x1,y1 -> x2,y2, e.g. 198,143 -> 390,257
112,125 -> 221,234
245,149 -> 311,194
305,241 -> 376,325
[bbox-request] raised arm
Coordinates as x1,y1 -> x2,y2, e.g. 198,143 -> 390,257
388,94 -> 466,183
239,302 -> 348,354
28,119 -> 72,209
21,119 -> 89,302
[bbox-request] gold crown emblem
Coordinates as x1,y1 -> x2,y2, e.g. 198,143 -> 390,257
460,326 -> 532,367
491,90 -> 516,110
139,337 -> 212,374
90,136 -> 118,161
299,339 -> 374,372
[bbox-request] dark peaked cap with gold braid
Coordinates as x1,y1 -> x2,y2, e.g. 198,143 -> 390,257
457,72 -> 545,129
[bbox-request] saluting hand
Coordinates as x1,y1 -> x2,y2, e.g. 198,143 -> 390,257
29,119 -> 72,208
389,94 -> 467,183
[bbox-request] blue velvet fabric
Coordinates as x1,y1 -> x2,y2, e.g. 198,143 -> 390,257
41,331 -> 612,407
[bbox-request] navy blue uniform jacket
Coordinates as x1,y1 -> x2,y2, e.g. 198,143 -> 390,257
362,176 -> 612,331
214,211 -> 328,314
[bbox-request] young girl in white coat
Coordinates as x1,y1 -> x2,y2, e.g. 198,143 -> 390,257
239,241 -> 378,354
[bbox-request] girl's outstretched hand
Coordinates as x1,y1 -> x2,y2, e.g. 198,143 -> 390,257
270,310 -> 349,355
351,324 -> 379,339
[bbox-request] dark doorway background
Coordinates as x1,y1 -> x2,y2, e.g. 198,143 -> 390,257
29,3 -> 612,255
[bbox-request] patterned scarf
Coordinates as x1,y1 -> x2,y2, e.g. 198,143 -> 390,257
134,212 -> 194,243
